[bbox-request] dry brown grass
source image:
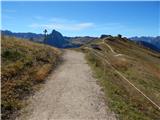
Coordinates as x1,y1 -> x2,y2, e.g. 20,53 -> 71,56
1,35 -> 61,120
109,55 -> 130,71
83,36 -> 160,120
34,64 -> 52,82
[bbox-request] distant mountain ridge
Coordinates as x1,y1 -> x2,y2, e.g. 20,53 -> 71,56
1,30 -> 96,48
1,30 -> 44,42
130,36 -> 160,52
1,30 -> 69,48
2,30 -> 159,52
135,40 -> 160,52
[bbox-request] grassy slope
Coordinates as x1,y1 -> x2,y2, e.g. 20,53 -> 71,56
1,36 -> 61,119
82,37 -> 160,120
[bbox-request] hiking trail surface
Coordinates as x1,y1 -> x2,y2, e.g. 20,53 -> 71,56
16,50 -> 116,120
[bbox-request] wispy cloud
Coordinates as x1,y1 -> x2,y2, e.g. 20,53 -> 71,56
29,16 -> 95,31
29,22 -> 94,31
29,17 -> 132,36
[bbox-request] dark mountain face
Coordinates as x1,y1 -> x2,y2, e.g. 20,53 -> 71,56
136,41 -> 160,52
130,36 -> 155,42
151,36 -> 160,48
130,36 -> 160,52
45,30 -> 68,48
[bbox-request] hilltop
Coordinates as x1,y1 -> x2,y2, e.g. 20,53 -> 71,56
1,35 -> 61,119
81,35 -> 160,120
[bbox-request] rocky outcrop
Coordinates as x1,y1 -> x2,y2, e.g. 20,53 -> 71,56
45,29 -> 68,48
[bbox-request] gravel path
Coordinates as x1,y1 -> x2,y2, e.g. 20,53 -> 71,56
16,50 -> 116,120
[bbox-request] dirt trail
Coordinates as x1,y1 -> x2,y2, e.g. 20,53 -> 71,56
16,50 -> 116,120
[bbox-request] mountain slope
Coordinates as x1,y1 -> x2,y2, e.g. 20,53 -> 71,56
45,29 -> 68,48
130,36 -> 160,51
1,35 -> 61,120
65,36 -> 97,45
151,36 -> 160,49
136,40 -> 160,52
81,36 -> 160,120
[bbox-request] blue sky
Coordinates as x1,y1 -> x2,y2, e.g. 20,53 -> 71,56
1,1 -> 159,37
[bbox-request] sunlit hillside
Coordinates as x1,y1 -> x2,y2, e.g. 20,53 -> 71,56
1,35 -> 61,119
82,36 -> 160,120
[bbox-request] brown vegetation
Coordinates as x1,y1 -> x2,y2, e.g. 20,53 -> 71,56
82,36 -> 160,120
1,35 -> 61,119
